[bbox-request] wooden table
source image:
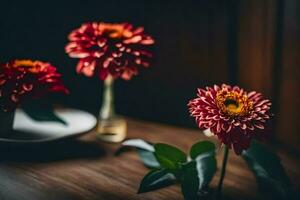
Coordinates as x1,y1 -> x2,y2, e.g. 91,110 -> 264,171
0,118 -> 299,200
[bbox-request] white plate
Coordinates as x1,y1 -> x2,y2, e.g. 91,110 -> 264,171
0,108 -> 97,144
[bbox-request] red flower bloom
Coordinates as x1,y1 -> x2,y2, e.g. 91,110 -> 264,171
0,60 -> 69,112
65,22 -> 154,80
188,84 -> 272,154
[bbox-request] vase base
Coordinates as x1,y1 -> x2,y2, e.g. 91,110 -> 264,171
96,117 -> 127,143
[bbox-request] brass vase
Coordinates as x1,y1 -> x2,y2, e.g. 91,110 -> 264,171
97,75 -> 127,143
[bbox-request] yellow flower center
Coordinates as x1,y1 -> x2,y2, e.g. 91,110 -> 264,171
14,60 -> 35,67
100,23 -> 132,38
216,91 -> 253,117
12,60 -> 41,73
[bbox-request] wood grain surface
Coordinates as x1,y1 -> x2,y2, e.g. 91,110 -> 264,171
0,118 -> 299,200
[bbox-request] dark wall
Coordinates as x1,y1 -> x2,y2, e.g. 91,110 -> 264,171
277,0 -> 300,151
1,0 -> 300,151
0,0 -> 229,127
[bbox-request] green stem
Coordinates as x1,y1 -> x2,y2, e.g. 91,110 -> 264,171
216,145 -> 229,198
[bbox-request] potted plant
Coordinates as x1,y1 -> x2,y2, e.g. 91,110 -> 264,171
0,59 -> 68,137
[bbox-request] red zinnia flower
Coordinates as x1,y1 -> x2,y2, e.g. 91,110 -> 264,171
0,60 -> 69,112
188,84 -> 272,154
65,22 -> 154,80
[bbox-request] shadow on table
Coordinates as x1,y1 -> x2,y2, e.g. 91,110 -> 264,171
0,136 -> 106,163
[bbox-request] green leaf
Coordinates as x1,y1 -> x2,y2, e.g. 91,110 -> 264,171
135,141 -> 216,200
22,106 -> 67,125
181,161 -> 199,200
195,151 -> 217,189
190,141 -> 217,189
137,150 -> 160,169
154,143 -> 187,170
242,141 -> 293,200
190,141 -> 215,160
138,168 -> 176,194
180,140 -> 217,200
116,139 -> 160,169
121,139 -> 155,152
181,156 -> 215,200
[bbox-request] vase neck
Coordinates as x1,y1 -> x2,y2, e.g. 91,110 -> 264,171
99,75 -> 115,119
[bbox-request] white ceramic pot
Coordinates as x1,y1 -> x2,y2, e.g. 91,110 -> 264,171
0,111 -> 15,137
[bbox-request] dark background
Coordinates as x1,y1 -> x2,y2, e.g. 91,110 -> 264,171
0,0 -> 299,152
